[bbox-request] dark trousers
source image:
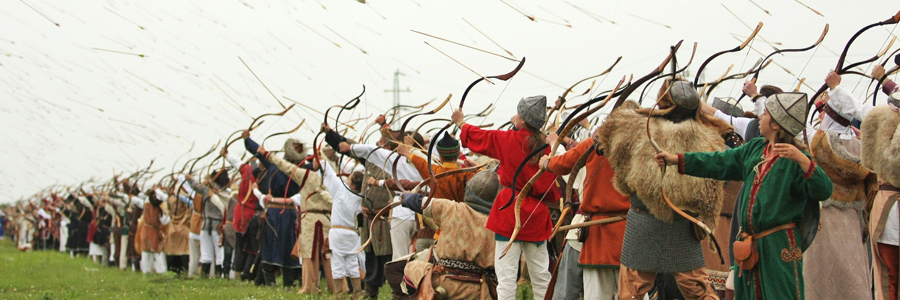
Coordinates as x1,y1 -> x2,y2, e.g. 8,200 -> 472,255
364,252 -> 391,297
232,233 -> 247,277
167,255 -> 190,275
222,236 -> 234,276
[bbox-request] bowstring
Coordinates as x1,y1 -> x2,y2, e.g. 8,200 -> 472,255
728,36 -> 757,98
851,22 -> 899,101
477,75 -> 515,127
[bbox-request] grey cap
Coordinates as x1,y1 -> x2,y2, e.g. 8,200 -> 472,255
464,170 -> 500,215
517,95 -> 548,129
712,97 -> 743,117
889,91 -> 900,108
669,80 -> 700,110
765,92 -> 808,137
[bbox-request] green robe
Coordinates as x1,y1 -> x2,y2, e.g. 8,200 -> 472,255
680,138 -> 832,300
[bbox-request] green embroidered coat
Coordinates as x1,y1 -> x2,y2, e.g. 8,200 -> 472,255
679,138 -> 833,300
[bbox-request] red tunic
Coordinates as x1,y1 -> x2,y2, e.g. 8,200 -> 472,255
460,124 -> 559,242
232,163 -> 258,234
547,140 -> 629,268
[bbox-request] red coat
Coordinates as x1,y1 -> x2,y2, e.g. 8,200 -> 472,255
460,124 -> 559,242
232,163 -> 258,234
547,140 -> 629,267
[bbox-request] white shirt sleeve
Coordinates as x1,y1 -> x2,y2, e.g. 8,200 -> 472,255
713,110 -> 752,138
754,96 -> 767,116
154,189 -> 169,202
131,197 -> 145,209
37,209 -> 51,220
159,214 -> 172,226
290,193 -> 303,208
254,188 -> 265,207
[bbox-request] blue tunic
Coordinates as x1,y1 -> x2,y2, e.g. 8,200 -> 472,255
245,137 -> 301,268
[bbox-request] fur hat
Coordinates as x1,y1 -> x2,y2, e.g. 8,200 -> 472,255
518,95 -> 548,129
765,92 -> 808,136
283,138 -> 306,165
464,170 -> 500,215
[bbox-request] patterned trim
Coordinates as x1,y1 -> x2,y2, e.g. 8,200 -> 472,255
436,258 -> 491,275
802,160 -> 817,179
786,229 -> 802,300
677,153 -> 686,174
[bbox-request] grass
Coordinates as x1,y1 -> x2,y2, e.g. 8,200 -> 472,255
0,238 -> 389,299
0,239 -> 535,299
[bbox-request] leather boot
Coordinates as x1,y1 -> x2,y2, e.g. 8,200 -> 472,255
364,283 -> 380,299
283,267 -> 298,288
350,278 -> 364,299
262,265 -> 277,287
200,263 -> 211,278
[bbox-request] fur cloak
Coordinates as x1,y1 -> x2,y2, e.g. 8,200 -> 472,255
861,105 -> 900,187
811,130 -> 878,208
598,105 -> 728,233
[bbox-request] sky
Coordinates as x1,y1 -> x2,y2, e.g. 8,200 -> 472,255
1,0 -> 899,203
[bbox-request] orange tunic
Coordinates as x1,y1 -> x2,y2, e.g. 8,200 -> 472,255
407,155 -> 474,203
547,140 -> 629,268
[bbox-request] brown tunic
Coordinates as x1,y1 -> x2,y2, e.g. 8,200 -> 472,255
165,195 -> 191,255
139,203 -> 166,253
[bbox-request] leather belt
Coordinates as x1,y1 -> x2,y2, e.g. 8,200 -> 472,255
823,103 -> 852,127
739,223 -> 796,240
332,225 -> 356,231
265,202 -> 297,210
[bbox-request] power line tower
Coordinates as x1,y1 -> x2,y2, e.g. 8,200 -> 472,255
384,69 -> 410,119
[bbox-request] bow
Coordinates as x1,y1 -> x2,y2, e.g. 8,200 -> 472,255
389,94 -> 453,193
692,22 -> 764,87
638,42 -> 699,103
734,24 -> 829,105
546,56 -> 623,131
498,74 -> 627,259
261,119 -> 305,148
356,159 -> 493,254
421,58 -> 526,210
808,11 -> 900,118
873,52 -> 900,105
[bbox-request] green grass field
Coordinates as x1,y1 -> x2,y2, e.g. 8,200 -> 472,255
0,239 -> 534,299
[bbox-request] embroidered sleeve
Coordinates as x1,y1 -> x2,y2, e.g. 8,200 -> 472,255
677,153 -> 686,174
802,160 -> 817,179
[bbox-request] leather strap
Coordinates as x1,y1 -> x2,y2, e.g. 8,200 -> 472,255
823,103 -> 852,127
880,184 -> 900,192
332,225 -> 356,231
741,223 -> 796,240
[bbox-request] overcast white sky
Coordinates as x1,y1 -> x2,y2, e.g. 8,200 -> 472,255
1,0 -> 898,203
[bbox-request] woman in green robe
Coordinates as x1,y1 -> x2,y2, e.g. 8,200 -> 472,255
655,92 -> 833,300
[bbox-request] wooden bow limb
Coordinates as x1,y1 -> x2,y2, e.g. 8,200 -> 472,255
736,24 -> 828,105
261,119 -> 305,148
546,56 -> 624,132
808,11 -> 900,118
356,160 -> 491,254
424,58 -> 526,210
638,42 -> 699,104
498,76 -> 626,259
693,22 -> 763,87
556,216 -> 626,232
646,97 -> 725,265
548,142 -> 593,239
282,96 -> 360,130
866,46 -> 900,104
613,40 -> 683,108
701,64 -> 735,97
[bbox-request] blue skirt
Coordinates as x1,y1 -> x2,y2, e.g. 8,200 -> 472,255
260,207 -> 300,268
